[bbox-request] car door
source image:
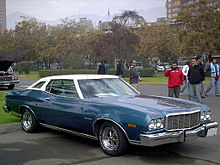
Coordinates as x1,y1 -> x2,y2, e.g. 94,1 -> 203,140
39,79 -> 85,132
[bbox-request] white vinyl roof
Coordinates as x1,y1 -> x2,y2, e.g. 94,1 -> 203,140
40,74 -> 119,81
28,74 -> 119,90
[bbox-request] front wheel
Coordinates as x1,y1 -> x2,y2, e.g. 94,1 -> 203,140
21,109 -> 39,133
99,122 -> 128,156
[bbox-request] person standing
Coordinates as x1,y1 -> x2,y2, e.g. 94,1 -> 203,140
204,58 -> 220,97
104,60 -> 109,75
116,61 -> 125,78
196,55 -> 205,98
164,61 -> 184,98
188,58 -> 205,103
97,61 -> 106,74
180,61 -> 190,97
129,60 -> 140,90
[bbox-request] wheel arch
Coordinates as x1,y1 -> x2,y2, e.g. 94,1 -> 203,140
93,118 -> 130,142
19,105 -> 38,120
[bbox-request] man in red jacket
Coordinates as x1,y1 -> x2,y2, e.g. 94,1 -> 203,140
164,61 -> 184,98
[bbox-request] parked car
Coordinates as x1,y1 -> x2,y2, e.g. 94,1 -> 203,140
156,64 -> 165,71
163,62 -> 170,70
3,75 -> 218,155
0,60 -> 19,89
135,62 -> 143,69
178,61 -> 187,70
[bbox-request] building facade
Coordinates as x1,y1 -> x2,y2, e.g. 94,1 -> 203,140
166,0 -> 219,22
0,0 -> 6,33
79,18 -> 93,30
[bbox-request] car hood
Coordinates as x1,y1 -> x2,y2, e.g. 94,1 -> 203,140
0,60 -> 14,71
92,95 -> 207,115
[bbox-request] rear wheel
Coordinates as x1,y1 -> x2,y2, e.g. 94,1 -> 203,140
21,109 -> 39,133
8,84 -> 15,89
99,122 -> 128,156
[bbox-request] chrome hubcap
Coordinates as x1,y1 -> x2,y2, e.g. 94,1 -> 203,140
101,127 -> 119,151
22,111 -> 33,130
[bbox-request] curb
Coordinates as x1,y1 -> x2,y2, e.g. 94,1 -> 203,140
0,123 -> 20,134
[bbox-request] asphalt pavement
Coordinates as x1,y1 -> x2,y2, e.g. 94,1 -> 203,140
0,81 -> 220,165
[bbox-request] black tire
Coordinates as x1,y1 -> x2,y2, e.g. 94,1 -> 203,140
99,122 -> 128,156
8,84 -> 15,90
21,109 -> 39,133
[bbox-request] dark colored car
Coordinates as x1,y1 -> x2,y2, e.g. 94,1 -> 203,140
0,60 -> 19,89
3,75 -> 218,155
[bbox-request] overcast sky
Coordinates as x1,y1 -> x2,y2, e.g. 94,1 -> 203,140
6,0 -> 165,20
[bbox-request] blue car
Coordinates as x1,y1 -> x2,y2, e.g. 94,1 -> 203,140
3,75 -> 218,155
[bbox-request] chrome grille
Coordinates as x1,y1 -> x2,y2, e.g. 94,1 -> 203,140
0,77 -> 12,81
166,111 -> 201,131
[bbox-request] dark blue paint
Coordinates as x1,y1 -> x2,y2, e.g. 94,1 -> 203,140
6,89 -> 210,141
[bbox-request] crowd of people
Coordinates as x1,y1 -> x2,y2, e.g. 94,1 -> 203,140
97,60 -> 141,90
165,56 -> 220,103
97,56 -> 220,103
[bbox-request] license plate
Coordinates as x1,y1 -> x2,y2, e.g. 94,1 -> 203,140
207,128 -> 218,137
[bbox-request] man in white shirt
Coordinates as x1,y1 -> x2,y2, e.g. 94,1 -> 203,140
180,61 -> 190,97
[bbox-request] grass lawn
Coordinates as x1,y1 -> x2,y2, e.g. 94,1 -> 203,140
15,71 -> 40,81
0,92 -> 20,125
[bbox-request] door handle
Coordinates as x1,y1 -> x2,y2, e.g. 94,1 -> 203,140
45,97 -> 50,101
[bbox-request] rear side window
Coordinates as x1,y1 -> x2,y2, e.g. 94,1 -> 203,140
32,81 -> 46,89
46,79 -> 79,98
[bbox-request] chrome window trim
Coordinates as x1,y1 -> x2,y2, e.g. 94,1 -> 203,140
43,79 -> 81,99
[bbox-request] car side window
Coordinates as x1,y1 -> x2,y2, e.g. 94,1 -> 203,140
32,81 -> 46,89
46,79 -> 79,98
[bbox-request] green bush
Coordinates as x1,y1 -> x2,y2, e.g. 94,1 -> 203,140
39,68 -> 155,78
16,61 -> 32,74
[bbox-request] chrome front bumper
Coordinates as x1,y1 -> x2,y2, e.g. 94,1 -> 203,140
0,80 -> 19,86
140,122 -> 218,146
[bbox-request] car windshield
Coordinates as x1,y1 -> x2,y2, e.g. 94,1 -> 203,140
78,78 -> 138,99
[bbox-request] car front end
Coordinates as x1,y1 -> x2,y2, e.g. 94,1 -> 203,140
0,60 -> 19,89
139,109 -> 218,146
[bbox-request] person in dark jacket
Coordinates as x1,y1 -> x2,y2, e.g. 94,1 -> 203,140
97,61 -> 106,74
116,61 -> 124,78
188,58 -> 205,103
164,61 -> 184,98
104,60 -> 109,75
129,60 -> 140,90
196,55 -> 205,98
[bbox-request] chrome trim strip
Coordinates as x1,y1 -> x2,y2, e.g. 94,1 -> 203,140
166,110 -> 201,117
40,123 -> 97,140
